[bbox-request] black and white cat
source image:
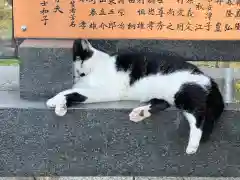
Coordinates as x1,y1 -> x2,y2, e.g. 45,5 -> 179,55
46,39 -> 224,155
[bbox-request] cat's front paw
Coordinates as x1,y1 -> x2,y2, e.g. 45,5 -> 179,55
46,95 -> 68,116
129,106 -> 151,122
186,144 -> 199,155
46,97 -> 58,108
46,95 -> 65,108
55,104 -> 67,116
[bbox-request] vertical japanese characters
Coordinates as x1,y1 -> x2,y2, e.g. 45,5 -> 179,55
40,0 -> 49,25
39,0 -> 240,32
54,0 -> 63,13
224,0 -> 240,31
69,0 -> 76,27
40,0 -> 64,25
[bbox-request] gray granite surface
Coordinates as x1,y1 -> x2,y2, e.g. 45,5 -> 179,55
0,65 -> 232,92
0,90 -> 239,111
18,40 -> 74,100
0,66 -> 18,91
89,40 -> 240,61
0,39 -> 15,58
136,178 -> 240,180
58,178 -> 132,180
1,177 -> 240,180
0,91 -> 239,177
15,38 -> 240,101
15,39 -> 240,61
135,178 -> 240,180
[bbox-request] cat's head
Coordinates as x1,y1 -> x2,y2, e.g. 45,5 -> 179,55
73,39 -> 95,78
73,39 -> 111,81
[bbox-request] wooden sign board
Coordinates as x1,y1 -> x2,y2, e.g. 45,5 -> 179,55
13,0 -> 240,40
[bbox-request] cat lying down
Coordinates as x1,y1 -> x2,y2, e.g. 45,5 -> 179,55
46,39 -> 224,155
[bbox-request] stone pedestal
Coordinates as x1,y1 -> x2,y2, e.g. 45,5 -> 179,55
19,39 -> 74,100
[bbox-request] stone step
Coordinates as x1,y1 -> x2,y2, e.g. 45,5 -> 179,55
17,39 -> 240,101
0,90 -> 239,177
0,47 -> 15,57
0,177 -> 240,180
0,65 -> 18,91
2,65 -> 240,101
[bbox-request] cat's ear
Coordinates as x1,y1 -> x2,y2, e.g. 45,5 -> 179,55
81,39 -> 92,51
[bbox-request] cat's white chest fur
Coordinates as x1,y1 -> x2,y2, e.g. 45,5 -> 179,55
73,62 -> 131,101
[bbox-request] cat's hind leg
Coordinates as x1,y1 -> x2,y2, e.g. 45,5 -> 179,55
129,98 -> 170,122
182,112 -> 203,155
174,83 -> 207,154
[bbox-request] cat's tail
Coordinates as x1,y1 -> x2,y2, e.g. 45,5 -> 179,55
201,78 -> 225,142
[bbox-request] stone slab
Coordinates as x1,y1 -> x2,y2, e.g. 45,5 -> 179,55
0,178 -> 34,180
0,66 -> 19,91
35,178 -> 59,180
135,178 -> 240,180
58,177 -> 132,180
135,178 -> 184,180
1,178 -> 240,180
0,91 -> 239,177
0,90 -> 239,111
18,39 -> 74,100
182,178 -> 240,180
0,178 -> 133,180
0,65 -> 235,92
90,40 -> 240,61
15,39 -> 240,61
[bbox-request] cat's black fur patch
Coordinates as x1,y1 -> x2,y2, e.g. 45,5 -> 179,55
79,73 -> 86,77
73,39 -> 93,62
202,79 -> 225,141
174,83 -> 207,128
174,81 -> 224,142
65,93 -> 88,107
115,52 -> 202,85
147,98 -> 171,114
